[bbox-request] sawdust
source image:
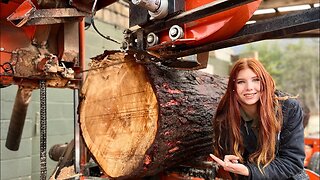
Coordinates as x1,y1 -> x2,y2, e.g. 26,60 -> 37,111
89,51 -> 127,69
49,166 -> 81,180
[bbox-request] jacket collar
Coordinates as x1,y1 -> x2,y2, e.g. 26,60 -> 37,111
240,108 -> 259,128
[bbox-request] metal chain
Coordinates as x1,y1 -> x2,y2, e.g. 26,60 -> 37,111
39,80 -> 47,180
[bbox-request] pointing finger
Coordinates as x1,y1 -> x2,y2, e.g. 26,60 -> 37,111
209,154 -> 225,166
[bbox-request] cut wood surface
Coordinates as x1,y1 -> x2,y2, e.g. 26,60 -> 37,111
79,51 -> 227,179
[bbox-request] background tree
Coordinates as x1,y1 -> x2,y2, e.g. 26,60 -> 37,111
243,41 -> 284,88
240,39 -> 319,113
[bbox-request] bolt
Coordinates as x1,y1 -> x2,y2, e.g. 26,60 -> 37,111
147,35 -> 154,43
170,28 -> 178,36
122,42 -> 128,50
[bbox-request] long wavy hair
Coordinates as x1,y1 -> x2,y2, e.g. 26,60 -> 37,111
213,58 -> 282,171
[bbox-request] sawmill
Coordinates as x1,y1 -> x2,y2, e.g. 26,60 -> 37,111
0,0 -> 319,179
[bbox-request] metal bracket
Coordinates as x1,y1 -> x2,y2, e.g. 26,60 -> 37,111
160,7 -> 320,59
143,0 -> 256,34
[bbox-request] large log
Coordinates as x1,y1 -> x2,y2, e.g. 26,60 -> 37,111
79,51 -> 227,179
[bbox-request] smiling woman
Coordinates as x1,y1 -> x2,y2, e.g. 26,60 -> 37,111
235,68 -> 261,117
211,58 -> 308,179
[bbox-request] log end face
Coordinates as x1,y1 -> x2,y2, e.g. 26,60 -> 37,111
80,54 -> 159,178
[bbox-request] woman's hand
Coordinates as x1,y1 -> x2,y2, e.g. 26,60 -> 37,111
210,154 -> 249,176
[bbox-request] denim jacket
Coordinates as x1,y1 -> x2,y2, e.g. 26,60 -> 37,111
239,96 -> 307,180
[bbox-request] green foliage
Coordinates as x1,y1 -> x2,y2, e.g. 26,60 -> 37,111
243,41 -> 284,89
241,39 -> 319,113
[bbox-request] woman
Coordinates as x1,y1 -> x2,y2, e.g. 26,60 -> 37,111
210,58 -> 307,179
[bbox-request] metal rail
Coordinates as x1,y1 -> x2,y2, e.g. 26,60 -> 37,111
160,7 -> 320,59
74,89 -> 81,173
142,0 -> 257,34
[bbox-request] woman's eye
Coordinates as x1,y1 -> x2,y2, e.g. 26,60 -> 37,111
237,81 -> 244,84
253,78 -> 260,82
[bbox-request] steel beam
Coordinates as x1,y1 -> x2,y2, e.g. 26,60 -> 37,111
143,0 -> 257,34
26,8 -> 90,25
160,7 -> 320,59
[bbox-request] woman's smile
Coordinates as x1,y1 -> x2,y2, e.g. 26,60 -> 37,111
236,68 -> 261,107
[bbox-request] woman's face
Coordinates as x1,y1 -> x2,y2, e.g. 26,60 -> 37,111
235,67 -> 261,107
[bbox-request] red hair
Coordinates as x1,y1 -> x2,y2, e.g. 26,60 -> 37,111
213,58 -> 282,170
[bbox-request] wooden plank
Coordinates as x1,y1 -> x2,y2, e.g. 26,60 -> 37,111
251,11 -> 292,21
278,29 -> 320,38
259,0 -> 318,9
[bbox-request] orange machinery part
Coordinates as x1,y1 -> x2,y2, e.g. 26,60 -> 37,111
305,137 -> 320,154
0,0 -> 97,87
156,0 -> 262,48
304,137 -> 320,167
0,0 -> 37,38
305,169 -> 320,180
0,0 -> 37,86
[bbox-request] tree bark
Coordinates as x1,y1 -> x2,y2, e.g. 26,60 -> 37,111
79,51 -> 227,179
